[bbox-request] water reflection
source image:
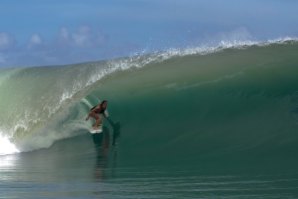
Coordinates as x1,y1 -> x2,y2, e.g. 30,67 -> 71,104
0,154 -> 19,181
0,154 -> 18,168
91,118 -> 121,181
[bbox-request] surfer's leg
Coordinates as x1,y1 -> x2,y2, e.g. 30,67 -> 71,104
87,112 -> 99,129
94,116 -> 102,129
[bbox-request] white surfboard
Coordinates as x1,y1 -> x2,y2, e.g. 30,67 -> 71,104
89,125 -> 103,134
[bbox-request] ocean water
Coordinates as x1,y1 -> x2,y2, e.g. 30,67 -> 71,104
1,40 -> 298,198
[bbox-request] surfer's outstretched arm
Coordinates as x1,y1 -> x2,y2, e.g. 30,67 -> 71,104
85,110 -> 94,120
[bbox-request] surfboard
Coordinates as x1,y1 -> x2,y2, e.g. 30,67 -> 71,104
89,125 -> 103,134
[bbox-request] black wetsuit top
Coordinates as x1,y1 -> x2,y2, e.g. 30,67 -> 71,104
95,108 -> 105,114
91,105 -> 106,114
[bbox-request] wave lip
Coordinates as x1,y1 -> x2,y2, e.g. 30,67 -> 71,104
165,37 -> 298,57
0,133 -> 19,156
124,37 -> 298,70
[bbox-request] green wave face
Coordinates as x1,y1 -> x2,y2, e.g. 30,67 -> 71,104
90,42 -> 298,167
1,41 -> 298,168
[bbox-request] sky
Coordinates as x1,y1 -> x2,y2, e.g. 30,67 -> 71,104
0,0 -> 298,68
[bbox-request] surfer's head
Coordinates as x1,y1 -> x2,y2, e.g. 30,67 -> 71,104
101,100 -> 108,109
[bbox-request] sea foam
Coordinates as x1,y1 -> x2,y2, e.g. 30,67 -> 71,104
0,132 -> 19,156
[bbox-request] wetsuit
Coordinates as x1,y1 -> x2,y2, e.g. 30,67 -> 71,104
94,107 -> 105,114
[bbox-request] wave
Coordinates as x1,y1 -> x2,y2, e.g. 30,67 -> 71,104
0,38 -> 298,162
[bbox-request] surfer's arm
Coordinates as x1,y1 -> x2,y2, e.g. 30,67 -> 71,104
103,110 -> 109,118
103,111 -> 115,126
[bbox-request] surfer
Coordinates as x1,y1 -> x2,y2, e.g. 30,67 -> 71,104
86,100 -> 109,129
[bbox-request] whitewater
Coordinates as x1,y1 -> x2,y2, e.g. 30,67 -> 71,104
1,38 -> 298,198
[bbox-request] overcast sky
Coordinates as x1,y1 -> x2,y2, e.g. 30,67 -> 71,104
0,0 -> 298,68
